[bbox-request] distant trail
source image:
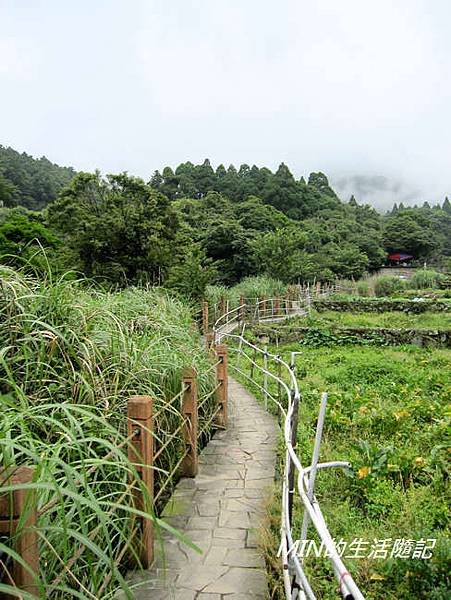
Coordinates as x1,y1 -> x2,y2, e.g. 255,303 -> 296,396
127,377 -> 278,599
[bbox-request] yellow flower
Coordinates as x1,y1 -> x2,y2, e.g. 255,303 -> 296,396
414,456 -> 426,467
394,410 -> 410,421
357,466 -> 371,479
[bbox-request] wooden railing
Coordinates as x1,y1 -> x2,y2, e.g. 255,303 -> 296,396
0,345 -> 228,595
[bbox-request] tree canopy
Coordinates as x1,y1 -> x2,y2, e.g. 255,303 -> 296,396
47,172 -> 178,284
0,145 -> 76,210
0,149 -> 449,293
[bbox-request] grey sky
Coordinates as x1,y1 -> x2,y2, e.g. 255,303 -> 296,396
1,0 -> 450,209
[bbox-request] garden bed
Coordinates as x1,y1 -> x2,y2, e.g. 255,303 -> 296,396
253,325 -> 451,347
253,310 -> 451,347
238,338 -> 450,599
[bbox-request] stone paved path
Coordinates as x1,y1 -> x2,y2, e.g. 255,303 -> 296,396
128,377 -> 278,599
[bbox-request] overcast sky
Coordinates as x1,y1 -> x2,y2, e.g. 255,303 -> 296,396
1,0 -> 450,208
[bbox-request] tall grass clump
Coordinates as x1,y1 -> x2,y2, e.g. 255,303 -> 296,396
409,269 -> 446,289
206,277 -> 288,306
232,276 -> 287,300
356,280 -> 370,296
204,284 -> 234,306
0,265 -> 217,598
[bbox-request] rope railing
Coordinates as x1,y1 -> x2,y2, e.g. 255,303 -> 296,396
212,299 -> 365,600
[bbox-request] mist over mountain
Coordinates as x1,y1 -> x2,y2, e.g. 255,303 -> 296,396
330,175 -> 427,212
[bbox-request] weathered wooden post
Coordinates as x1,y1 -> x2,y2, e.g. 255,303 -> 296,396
238,295 -> 245,321
202,301 -> 209,335
181,368 -> 198,477
205,331 -> 215,352
128,396 -> 154,567
0,466 -> 39,597
215,345 -> 228,428
220,297 -> 226,319
285,291 -> 291,315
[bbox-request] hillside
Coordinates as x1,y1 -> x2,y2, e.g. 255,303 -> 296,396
0,149 -> 450,289
0,145 -> 76,210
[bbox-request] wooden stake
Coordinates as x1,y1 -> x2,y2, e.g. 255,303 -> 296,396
285,292 -> 291,314
205,331 -> 215,352
238,296 -> 245,321
220,296 -> 226,318
181,368 -> 198,477
127,396 -> 154,567
0,466 -> 39,597
202,301 -> 209,334
215,345 -> 228,428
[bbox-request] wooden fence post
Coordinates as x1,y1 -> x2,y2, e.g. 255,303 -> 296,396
202,301 -> 209,334
238,296 -> 245,321
0,466 -> 39,597
285,292 -> 291,315
220,297 -> 226,319
215,345 -> 228,428
206,331 -> 215,352
181,368 -> 198,477
275,294 -> 280,316
128,396 -> 154,568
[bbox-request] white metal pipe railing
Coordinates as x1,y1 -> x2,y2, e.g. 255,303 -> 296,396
213,296 -> 365,600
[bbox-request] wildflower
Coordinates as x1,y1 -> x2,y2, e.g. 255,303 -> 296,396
394,410 -> 410,421
357,466 -> 371,479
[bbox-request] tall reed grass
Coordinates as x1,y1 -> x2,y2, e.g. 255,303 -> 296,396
0,266 -> 216,598
205,276 -> 287,308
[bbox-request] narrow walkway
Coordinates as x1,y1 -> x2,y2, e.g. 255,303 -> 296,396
129,377 -> 278,600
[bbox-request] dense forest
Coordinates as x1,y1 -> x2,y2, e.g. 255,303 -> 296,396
0,148 -> 450,296
0,145 -> 76,210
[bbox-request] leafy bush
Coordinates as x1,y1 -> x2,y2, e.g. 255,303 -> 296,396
374,276 -> 406,297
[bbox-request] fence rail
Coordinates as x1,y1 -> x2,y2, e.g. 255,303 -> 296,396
212,298 -> 365,600
204,283 -> 350,330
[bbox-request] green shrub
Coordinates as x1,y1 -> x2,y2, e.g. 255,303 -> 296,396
374,276 -> 406,297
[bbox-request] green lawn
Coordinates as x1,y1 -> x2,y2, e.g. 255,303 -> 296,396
237,341 -> 450,599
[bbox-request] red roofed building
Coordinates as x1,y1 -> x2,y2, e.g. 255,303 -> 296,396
387,253 -> 414,265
